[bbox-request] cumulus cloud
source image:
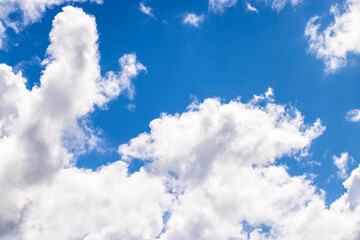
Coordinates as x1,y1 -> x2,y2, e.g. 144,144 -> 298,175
183,13 -> 205,27
139,2 -> 154,18
334,152 -> 352,179
118,90 -> 360,240
347,109 -> 360,122
0,6 -> 145,237
305,0 -> 360,72
2,5 -> 360,240
19,163 -> 172,240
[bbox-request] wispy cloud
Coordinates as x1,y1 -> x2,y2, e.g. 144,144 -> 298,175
347,109 -> 360,122
183,13 -> 205,27
333,152 -> 352,179
246,2 -> 258,13
139,2 -> 154,18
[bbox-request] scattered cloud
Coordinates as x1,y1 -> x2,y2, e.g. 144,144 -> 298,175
183,13 -> 205,27
246,2 -> 258,13
347,109 -> 360,122
334,152 -> 352,179
207,0 -> 300,14
209,0 -> 238,13
305,0 -> 360,72
127,103 -> 136,111
270,0 -> 302,11
139,2 -> 154,18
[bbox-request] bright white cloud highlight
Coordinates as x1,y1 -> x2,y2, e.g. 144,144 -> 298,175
347,109 -> 360,122
139,2 -> 154,18
19,163 -> 172,240
183,13 -> 205,27
334,152 -> 352,179
305,0 -> 360,72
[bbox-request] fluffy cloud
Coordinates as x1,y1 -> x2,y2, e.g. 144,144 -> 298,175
305,0 -> 360,72
2,4 -> 360,240
0,0 -> 101,48
347,109 -> 360,122
117,90 -> 360,240
19,163 -> 172,240
183,13 -> 205,27
0,6 -> 145,238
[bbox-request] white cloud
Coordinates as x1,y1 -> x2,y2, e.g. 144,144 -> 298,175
0,6 -> 145,237
334,152 -> 352,179
305,0 -> 360,72
183,13 -> 205,27
0,0 -> 102,48
101,53 -> 146,101
246,2 -> 258,13
118,90 -> 360,240
19,162 -> 173,240
347,109 -> 360,122
209,0 -> 238,13
2,5 -> 360,240
139,2 -> 154,18
270,0 -> 302,11
208,0 -> 300,14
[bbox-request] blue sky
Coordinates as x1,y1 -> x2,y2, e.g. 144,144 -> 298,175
1,0 -> 360,239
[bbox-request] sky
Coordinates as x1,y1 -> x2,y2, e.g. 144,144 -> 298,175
1,0 -> 360,239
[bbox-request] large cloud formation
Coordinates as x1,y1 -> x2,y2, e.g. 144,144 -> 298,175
0,6 -> 146,238
306,0 -> 360,72
1,5 -> 360,240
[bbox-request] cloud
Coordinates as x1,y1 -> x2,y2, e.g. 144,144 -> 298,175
139,2 -> 154,18
183,13 -> 205,27
0,0 -> 102,48
246,2 -> 259,13
101,53 -> 146,101
209,0 -> 238,13
347,109 -> 360,122
269,0 -> 302,11
119,88 -> 325,186
118,90 -> 360,240
0,6 -> 145,237
334,152 -> 352,179
19,162 -> 173,240
2,5 -> 360,240
208,0 -> 300,14
305,0 -> 360,72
